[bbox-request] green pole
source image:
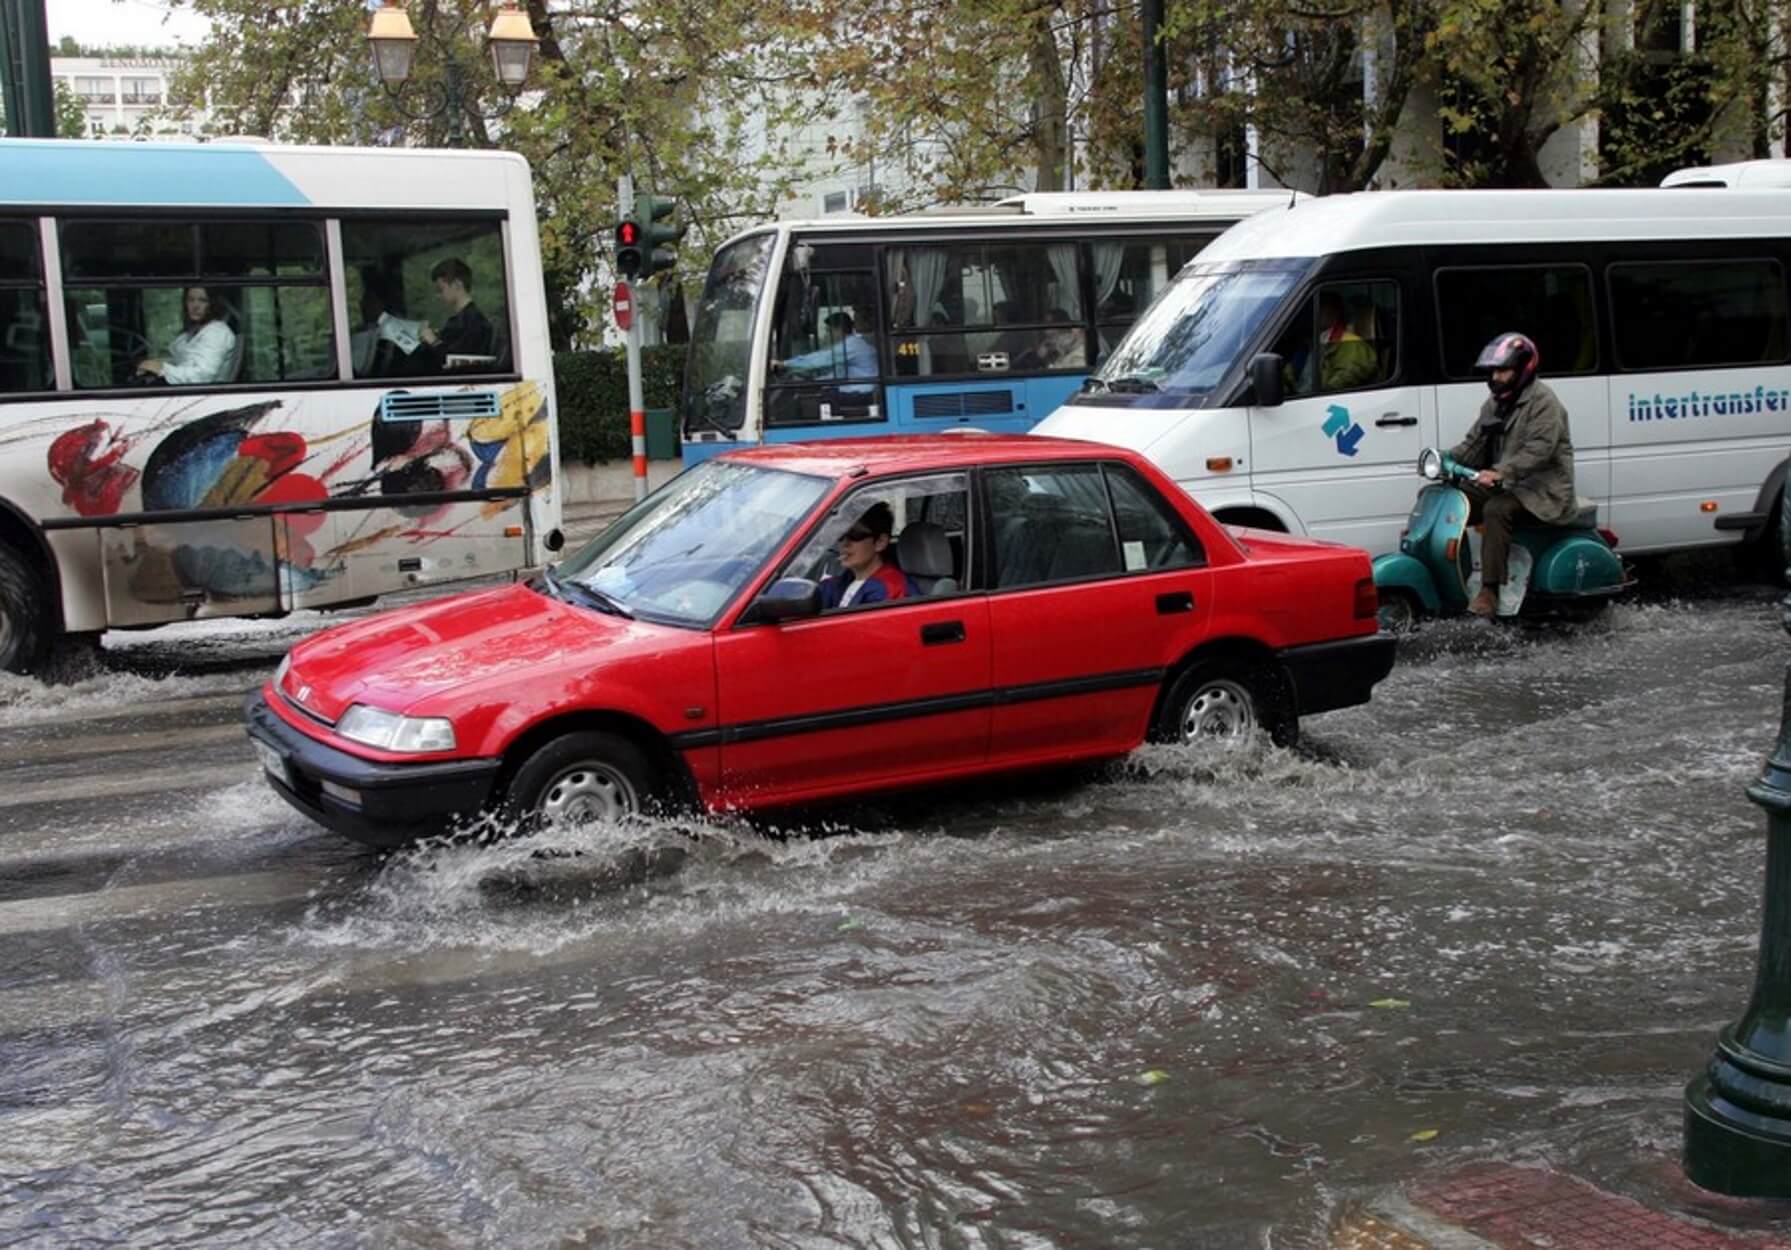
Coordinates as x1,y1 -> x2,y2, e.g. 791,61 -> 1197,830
0,0 -> 55,139
1684,473 -> 1791,1194
1142,0 -> 1168,189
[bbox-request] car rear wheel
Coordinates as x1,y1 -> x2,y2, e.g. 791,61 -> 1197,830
0,543 -> 46,677
1155,659 -> 1297,749
504,731 -> 657,832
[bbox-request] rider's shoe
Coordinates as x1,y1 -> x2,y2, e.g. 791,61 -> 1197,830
1468,587 -> 1498,618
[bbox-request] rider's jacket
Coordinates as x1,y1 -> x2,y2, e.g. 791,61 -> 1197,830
1449,381 -> 1577,524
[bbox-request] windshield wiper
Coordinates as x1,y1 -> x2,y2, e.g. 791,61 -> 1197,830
1078,376 -> 1111,394
541,566 -> 634,619
1107,374 -> 1162,393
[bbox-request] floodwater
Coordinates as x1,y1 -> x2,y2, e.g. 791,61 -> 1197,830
2,564 -> 1789,1248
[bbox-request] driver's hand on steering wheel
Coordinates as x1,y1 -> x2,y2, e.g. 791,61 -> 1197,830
136,358 -> 165,377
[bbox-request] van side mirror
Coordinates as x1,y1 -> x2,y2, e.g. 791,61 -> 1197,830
1249,353 -> 1284,408
741,577 -> 821,625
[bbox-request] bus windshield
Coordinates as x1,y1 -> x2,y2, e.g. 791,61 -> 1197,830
1088,261 -> 1308,402
683,232 -> 775,438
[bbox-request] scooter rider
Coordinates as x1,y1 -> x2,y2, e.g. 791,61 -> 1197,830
1450,332 -> 1578,618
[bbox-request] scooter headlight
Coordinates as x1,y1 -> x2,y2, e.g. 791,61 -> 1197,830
336,705 -> 458,753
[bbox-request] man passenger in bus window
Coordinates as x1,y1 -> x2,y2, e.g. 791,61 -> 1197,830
820,501 -> 915,609
135,286 -> 236,386
1450,332 -> 1577,619
773,311 -> 877,383
418,257 -> 496,371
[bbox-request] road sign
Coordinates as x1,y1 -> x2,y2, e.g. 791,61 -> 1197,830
613,281 -> 633,332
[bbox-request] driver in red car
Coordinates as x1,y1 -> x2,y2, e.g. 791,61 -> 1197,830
820,501 -> 916,609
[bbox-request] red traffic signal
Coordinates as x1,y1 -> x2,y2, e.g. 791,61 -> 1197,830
615,217 -> 643,278
616,220 -> 640,247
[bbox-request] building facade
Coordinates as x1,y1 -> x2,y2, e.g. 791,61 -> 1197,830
50,56 -> 204,140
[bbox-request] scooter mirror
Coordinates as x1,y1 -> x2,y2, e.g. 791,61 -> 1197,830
1418,448 -> 1444,481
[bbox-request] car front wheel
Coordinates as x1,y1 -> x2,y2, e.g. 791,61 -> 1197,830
1155,659 -> 1297,749
504,731 -> 657,832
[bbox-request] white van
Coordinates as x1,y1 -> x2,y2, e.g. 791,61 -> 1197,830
1033,188 -> 1791,565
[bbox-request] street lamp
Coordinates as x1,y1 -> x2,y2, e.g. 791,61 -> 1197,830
365,1 -> 541,144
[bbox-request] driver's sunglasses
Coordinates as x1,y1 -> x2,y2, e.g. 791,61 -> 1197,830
841,527 -> 875,543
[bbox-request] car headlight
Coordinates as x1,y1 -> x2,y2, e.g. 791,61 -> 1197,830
273,653 -> 291,689
335,704 -> 457,753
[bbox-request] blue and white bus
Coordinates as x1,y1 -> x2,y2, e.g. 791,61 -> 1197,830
0,139 -> 560,674
679,190 -> 1299,463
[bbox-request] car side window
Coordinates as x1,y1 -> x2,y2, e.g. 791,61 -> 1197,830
986,463 -> 1122,589
1103,464 -> 1205,570
779,472 -> 971,609
1269,279 -> 1399,399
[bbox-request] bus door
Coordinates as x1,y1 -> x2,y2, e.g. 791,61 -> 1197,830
762,244 -> 883,441
1248,277 -> 1427,555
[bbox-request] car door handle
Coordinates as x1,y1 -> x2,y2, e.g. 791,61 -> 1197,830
1375,414 -> 1418,427
921,620 -> 966,645
1156,591 -> 1195,614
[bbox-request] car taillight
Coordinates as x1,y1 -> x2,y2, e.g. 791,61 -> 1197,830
1353,576 -> 1379,620
1597,527 -> 1620,548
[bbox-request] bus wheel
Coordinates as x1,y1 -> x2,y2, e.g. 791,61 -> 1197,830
503,731 -> 657,834
0,544 -> 46,677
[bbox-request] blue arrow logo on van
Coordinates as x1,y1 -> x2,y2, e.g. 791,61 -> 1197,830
1322,404 -> 1364,457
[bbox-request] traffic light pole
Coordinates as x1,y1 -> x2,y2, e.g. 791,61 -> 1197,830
618,175 -> 648,502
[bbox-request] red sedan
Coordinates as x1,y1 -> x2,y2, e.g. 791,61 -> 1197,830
245,435 -> 1395,847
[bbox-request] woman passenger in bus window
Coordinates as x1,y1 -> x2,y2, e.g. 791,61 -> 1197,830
136,286 -> 236,386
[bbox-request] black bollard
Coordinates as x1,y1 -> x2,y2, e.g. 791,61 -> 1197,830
1684,475 -> 1791,1195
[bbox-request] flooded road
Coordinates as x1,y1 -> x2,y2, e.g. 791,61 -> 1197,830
1,565 -> 1788,1248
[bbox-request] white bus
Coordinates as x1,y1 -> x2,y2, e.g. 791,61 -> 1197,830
1035,187 -> 1791,568
0,139 -> 560,674
680,189 -> 1301,464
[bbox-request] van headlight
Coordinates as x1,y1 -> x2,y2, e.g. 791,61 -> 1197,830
335,705 -> 458,753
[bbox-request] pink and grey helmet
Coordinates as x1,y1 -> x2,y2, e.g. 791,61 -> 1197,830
1474,332 -> 1539,402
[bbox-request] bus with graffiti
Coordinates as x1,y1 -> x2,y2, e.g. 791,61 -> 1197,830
0,139 -> 559,675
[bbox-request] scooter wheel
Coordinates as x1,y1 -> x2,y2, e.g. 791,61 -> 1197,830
1376,591 -> 1421,635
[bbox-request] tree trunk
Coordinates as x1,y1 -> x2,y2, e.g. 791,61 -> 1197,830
1030,8 -> 1069,191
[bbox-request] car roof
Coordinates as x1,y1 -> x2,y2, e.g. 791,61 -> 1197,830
720,433 -> 1129,477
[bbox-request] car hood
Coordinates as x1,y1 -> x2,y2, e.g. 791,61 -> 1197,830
278,582 -> 638,723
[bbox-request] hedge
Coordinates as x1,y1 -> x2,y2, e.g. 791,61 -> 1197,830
554,344 -> 687,464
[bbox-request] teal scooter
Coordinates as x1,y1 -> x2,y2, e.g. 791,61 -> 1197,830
1372,448 -> 1629,629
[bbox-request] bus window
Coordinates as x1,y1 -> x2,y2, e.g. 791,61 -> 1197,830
1269,279 -> 1399,397
684,232 -> 774,438
0,220 -> 50,394
766,264 -> 880,428
1608,258 -> 1788,370
885,241 -> 1083,377
1436,265 -> 1597,377
339,218 -> 512,379
1092,237 -> 1210,361
60,219 -> 333,388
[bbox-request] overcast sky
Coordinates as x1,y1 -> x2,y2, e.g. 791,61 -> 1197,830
47,0 -> 214,49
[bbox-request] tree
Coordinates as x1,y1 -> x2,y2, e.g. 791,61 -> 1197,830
53,79 -> 87,140
169,0 -> 817,346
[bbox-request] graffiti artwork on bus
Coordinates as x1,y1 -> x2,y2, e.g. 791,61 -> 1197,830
41,380 -> 550,604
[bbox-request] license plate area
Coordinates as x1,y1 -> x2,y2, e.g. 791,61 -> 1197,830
253,739 -> 293,789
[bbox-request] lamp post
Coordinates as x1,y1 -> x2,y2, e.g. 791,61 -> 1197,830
1684,474 -> 1791,1195
365,0 -> 540,147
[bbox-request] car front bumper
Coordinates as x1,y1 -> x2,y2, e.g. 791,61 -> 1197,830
244,692 -> 502,848
1280,633 -> 1398,717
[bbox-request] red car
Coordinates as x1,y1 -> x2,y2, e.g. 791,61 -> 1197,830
245,435 -> 1395,847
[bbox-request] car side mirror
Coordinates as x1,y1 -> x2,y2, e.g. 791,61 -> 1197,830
742,577 -> 821,625
1249,352 -> 1284,408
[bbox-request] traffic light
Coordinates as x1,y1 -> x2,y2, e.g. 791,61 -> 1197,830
614,217 -> 643,279
638,193 -> 686,277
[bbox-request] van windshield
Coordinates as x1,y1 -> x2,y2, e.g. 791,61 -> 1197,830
1087,261 -> 1308,403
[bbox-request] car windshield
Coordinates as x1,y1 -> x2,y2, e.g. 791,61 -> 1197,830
682,232 -> 775,437
1090,261 -> 1307,401
553,459 -> 830,626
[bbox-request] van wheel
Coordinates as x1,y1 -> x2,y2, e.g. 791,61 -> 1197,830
1376,591 -> 1421,635
1742,501 -> 1789,587
0,544 -> 47,677
503,731 -> 657,832
1155,659 -> 1298,749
